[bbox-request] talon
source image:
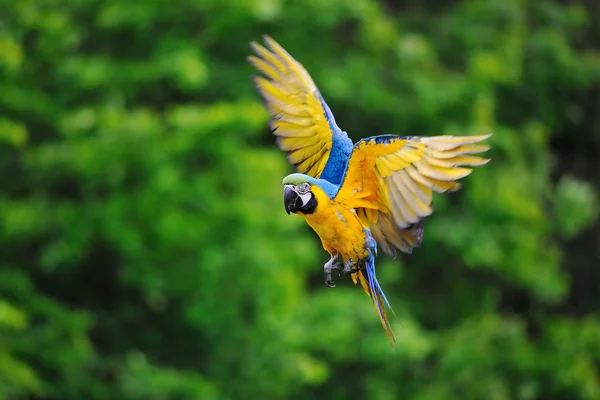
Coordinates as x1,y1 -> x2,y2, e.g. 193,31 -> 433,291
324,268 -> 334,288
323,254 -> 356,286
333,262 -> 344,276
343,259 -> 357,275
323,254 -> 340,288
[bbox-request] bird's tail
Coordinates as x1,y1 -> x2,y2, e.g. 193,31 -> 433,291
351,247 -> 396,346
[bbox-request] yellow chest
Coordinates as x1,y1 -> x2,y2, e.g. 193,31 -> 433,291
298,188 -> 368,261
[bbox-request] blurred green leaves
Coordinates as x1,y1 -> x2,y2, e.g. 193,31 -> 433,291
0,118 -> 28,148
0,34 -> 23,71
555,176 -> 598,238
119,351 -> 218,400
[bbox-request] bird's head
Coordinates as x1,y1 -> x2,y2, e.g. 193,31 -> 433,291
282,173 -> 319,215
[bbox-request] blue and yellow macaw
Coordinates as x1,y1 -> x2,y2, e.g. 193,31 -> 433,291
249,36 -> 491,344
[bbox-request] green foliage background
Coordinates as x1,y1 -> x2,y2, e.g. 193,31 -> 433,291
1,0 -> 599,399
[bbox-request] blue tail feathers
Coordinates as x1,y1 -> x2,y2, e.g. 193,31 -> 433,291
363,229 -> 393,325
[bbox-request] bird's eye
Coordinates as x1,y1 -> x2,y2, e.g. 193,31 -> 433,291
299,183 -> 310,193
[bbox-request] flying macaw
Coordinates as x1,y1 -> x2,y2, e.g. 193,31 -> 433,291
249,36 -> 491,344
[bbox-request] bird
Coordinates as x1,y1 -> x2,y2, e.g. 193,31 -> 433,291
248,35 -> 492,344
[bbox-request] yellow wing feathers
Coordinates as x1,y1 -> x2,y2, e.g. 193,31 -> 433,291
336,134 -> 492,256
249,36 -> 333,178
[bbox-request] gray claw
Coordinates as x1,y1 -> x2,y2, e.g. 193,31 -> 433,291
323,254 -> 343,288
343,259 -> 358,275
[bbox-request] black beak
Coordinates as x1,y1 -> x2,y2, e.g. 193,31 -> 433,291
284,186 -> 298,215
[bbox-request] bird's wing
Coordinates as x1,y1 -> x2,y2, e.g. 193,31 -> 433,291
249,36 -> 351,181
335,134 -> 492,257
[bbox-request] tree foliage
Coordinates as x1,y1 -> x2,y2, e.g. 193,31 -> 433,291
1,0 -> 599,399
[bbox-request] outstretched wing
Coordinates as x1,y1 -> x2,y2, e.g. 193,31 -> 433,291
335,134 -> 492,257
249,36 -> 352,183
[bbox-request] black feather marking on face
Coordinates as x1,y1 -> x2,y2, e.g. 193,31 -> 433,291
298,192 -> 318,214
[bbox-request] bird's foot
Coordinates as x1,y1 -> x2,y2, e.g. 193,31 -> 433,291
342,259 -> 360,275
323,254 -> 343,288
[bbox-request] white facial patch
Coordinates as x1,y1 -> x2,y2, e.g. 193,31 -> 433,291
297,191 -> 312,206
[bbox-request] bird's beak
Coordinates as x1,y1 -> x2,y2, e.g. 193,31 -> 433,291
284,186 -> 299,215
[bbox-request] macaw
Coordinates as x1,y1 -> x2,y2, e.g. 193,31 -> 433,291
249,36 -> 491,344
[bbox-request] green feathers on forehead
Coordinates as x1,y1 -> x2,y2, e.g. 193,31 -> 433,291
282,173 -> 316,186
282,173 -> 340,199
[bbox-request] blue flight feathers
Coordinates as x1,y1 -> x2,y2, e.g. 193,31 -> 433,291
315,93 -> 354,186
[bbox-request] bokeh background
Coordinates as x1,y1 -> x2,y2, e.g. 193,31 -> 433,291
1,0 -> 600,399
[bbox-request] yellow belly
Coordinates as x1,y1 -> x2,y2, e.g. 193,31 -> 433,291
298,188 -> 369,262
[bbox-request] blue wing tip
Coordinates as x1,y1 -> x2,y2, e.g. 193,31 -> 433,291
357,134 -> 405,146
